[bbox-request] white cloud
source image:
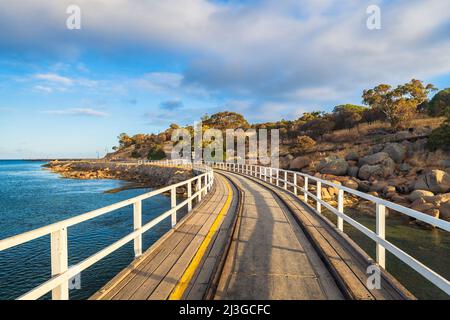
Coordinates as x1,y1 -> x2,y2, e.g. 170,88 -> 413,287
42,108 -> 109,117
34,73 -> 73,85
134,72 -> 183,93
33,85 -> 53,93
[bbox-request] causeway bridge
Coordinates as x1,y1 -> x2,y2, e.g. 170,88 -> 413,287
0,160 -> 449,300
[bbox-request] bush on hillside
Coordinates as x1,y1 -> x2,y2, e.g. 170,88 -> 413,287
427,118 -> 450,151
131,151 -> 141,158
147,146 -> 166,160
290,135 -> 317,154
428,88 -> 450,117
332,104 -> 366,130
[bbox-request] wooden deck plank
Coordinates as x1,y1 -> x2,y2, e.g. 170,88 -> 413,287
183,178 -> 240,300
215,172 -> 344,300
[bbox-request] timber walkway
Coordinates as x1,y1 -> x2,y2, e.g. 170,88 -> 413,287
0,160 -> 449,300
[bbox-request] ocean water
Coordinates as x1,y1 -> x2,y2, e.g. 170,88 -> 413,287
0,160 -> 179,300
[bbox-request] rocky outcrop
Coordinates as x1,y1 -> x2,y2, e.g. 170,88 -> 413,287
414,170 -> 450,193
289,156 -> 310,170
408,190 -> 434,202
382,143 -> 406,163
44,161 -> 193,190
347,166 -> 359,177
342,179 -> 358,190
316,156 -> 348,176
440,202 -> 450,221
358,152 -> 390,166
345,152 -> 359,161
358,158 -> 395,180
279,154 -> 294,169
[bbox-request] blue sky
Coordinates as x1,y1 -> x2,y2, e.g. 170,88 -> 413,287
0,0 -> 449,159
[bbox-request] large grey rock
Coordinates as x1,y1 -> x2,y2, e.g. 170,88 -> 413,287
440,202 -> 450,221
345,152 -> 359,161
316,156 -> 348,176
355,201 -> 390,218
371,145 -> 385,154
343,179 -> 358,190
439,159 -> 450,168
411,203 -> 435,213
412,139 -> 427,152
399,163 -> 411,172
358,181 -> 371,192
358,158 -> 395,180
279,154 -> 293,169
358,152 -> 390,166
382,143 -> 406,163
408,190 -> 434,202
289,156 -> 310,170
414,170 -> 450,193
370,181 -> 388,192
434,193 -> 450,203
347,166 -> 359,177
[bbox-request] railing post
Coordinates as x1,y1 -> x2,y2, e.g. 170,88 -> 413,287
316,181 -> 321,213
171,186 -> 177,228
337,189 -> 344,231
187,182 -> 192,212
294,173 -> 297,195
197,176 -> 202,202
264,167 -> 268,181
51,227 -> 69,300
133,200 -> 142,257
270,168 -> 273,184
304,176 -> 308,202
276,169 -> 279,186
284,171 -> 287,190
376,203 -> 386,268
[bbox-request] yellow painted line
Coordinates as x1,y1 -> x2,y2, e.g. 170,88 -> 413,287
169,177 -> 233,300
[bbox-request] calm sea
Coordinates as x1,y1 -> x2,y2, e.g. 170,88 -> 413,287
0,160 -> 177,300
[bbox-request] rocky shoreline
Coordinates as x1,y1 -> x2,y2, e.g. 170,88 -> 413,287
43,160 -> 194,193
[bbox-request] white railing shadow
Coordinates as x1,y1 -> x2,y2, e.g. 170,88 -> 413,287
0,160 -> 213,300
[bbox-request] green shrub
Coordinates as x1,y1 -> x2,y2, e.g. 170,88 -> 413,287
291,135 -> 317,154
427,119 -> 450,151
147,146 -> 166,160
428,88 -> 450,117
131,151 -> 141,158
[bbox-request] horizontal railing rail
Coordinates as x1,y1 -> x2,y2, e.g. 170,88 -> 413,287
0,161 -> 214,300
211,161 -> 450,296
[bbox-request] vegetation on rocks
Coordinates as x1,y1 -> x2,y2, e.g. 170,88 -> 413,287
362,79 -> 436,130
427,117 -> 450,152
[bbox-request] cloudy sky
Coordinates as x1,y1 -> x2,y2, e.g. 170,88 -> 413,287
1,0 -> 449,158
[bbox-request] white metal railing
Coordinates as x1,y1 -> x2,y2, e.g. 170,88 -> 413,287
0,161 -> 213,300
211,162 -> 450,296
